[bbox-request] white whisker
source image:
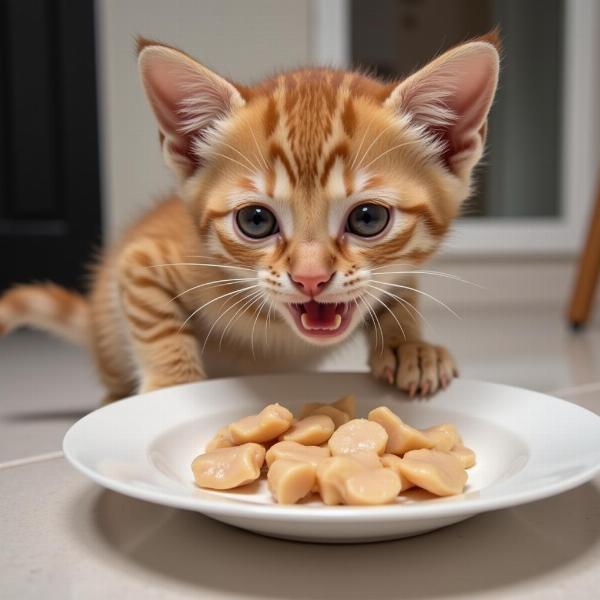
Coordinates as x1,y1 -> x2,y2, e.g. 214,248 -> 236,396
264,300 -> 274,344
359,295 -> 384,355
209,151 -> 256,175
361,140 -> 422,172
366,283 -> 434,333
168,277 -> 259,304
218,140 -> 260,172
356,122 -> 396,170
371,268 -> 483,288
364,290 -> 406,341
150,262 -> 255,272
247,121 -> 269,171
215,290 -> 263,351
201,289 -> 262,353
369,281 -> 460,319
183,255 -> 256,271
353,297 -> 375,350
369,297 -> 385,356
218,290 -> 264,350
251,295 -> 269,359
366,283 -> 419,324
350,113 -> 376,169
179,284 -> 261,332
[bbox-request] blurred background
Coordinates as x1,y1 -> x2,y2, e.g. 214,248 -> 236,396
1,0 -> 600,396
1,0 -> 599,308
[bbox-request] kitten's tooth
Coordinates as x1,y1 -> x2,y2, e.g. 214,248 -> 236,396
332,314 -> 342,330
300,313 -> 311,329
300,313 -> 342,331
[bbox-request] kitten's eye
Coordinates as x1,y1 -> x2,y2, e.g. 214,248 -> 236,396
236,205 -> 279,239
346,203 -> 390,237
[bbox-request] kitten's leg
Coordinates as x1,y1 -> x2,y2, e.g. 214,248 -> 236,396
94,332 -> 137,402
90,266 -> 137,403
116,239 -> 205,393
368,279 -> 458,397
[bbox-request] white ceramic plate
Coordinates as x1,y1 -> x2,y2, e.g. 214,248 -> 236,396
63,373 -> 600,543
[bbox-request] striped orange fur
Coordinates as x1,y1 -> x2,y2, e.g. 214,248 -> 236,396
0,34 -> 499,400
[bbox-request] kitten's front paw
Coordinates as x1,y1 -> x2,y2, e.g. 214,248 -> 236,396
370,341 -> 458,397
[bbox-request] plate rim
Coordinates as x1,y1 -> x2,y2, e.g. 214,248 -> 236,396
63,373 -> 600,522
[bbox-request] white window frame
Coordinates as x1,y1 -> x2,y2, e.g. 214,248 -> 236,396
310,0 -> 599,256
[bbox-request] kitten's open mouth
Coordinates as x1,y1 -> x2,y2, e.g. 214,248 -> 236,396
288,301 -> 355,338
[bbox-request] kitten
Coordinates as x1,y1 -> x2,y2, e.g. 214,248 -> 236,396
0,33 -> 499,403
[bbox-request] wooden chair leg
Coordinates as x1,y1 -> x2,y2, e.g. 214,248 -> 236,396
568,174 -> 600,329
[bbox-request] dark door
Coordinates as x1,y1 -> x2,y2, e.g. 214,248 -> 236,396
0,0 -> 101,291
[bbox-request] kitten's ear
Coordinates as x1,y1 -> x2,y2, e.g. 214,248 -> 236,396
385,35 -> 499,179
137,39 -> 245,179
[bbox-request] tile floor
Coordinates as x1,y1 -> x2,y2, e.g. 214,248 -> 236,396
1,304 -> 600,599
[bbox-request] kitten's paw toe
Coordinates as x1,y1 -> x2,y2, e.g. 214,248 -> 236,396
413,342 -> 439,396
369,345 -> 396,385
370,342 -> 457,398
436,345 -> 459,389
394,343 -> 421,395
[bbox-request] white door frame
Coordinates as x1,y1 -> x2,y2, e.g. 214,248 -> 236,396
310,0 -> 600,256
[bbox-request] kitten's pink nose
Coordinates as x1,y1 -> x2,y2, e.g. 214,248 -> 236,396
290,272 -> 334,297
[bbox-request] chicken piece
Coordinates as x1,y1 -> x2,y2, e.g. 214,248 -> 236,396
316,456 -> 367,505
310,406 -> 350,429
331,394 -> 357,418
267,460 -> 317,504
422,423 -> 462,452
279,415 -> 335,445
265,441 -> 330,468
368,406 -> 433,455
316,456 -> 400,506
299,395 -> 356,427
380,454 -> 415,492
191,443 -> 265,490
344,468 -> 401,505
205,425 -> 234,451
228,403 -> 293,444
450,444 -> 476,469
346,450 -> 383,469
300,394 -> 356,419
399,449 -> 468,496
328,419 -> 388,457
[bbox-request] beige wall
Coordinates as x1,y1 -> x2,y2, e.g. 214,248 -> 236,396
97,0 -> 311,240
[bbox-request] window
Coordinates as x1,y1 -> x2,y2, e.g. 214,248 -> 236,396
312,0 -> 599,254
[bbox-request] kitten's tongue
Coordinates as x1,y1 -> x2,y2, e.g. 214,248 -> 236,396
300,301 -> 341,330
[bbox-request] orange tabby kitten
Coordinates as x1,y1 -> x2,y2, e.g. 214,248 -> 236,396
0,34 -> 499,402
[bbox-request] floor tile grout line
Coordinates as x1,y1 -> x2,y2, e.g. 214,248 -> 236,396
0,450 -> 64,471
